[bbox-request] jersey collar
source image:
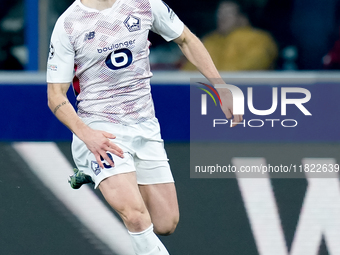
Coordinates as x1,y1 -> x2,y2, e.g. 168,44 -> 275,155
76,0 -> 121,13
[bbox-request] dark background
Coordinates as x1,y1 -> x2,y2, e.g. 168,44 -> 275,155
1,0 -> 340,70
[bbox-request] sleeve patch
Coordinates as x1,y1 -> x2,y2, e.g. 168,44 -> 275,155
47,64 -> 58,71
48,43 -> 55,60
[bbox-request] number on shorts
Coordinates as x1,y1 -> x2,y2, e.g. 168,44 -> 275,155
100,153 -> 114,169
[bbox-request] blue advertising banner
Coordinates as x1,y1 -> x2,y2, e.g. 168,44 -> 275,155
1,72 -> 339,142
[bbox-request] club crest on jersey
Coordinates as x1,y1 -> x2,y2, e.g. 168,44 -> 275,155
124,15 -> 141,32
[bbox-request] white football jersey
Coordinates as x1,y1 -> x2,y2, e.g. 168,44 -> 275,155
47,0 -> 184,125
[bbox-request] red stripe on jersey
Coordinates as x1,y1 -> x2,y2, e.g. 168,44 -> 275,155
73,65 -> 80,96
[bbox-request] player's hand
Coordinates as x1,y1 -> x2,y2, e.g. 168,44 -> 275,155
81,128 -> 124,168
217,88 -> 243,127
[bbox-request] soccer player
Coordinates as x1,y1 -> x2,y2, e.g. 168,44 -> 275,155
47,0 -> 242,254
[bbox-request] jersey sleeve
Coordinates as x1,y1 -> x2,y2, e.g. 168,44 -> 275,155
149,0 -> 184,42
46,16 -> 75,84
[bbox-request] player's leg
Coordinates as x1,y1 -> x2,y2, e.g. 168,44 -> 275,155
135,158 -> 179,236
99,172 -> 151,232
139,182 -> 179,236
99,172 -> 170,254
71,121 -> 170,254
133,118 -> 179,236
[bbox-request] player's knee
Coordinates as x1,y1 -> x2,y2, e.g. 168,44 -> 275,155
154,215 -> 179,236
121,208 -> 150,232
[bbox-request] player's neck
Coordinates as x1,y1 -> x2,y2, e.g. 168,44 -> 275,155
80,0 -> 117,11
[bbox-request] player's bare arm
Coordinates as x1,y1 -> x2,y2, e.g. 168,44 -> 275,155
47,83 -> 124,168
173,26 -> 243,126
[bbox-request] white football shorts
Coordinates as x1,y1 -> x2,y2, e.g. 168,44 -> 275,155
71,118 -> 174,189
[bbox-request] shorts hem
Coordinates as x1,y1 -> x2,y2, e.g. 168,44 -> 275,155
137,180 -> 175,185
94,169 -> 136,189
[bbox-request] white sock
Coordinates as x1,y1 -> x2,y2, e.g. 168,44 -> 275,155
128,224 -> 169,255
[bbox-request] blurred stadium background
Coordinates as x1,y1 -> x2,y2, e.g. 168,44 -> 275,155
1,0 -> 340,255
